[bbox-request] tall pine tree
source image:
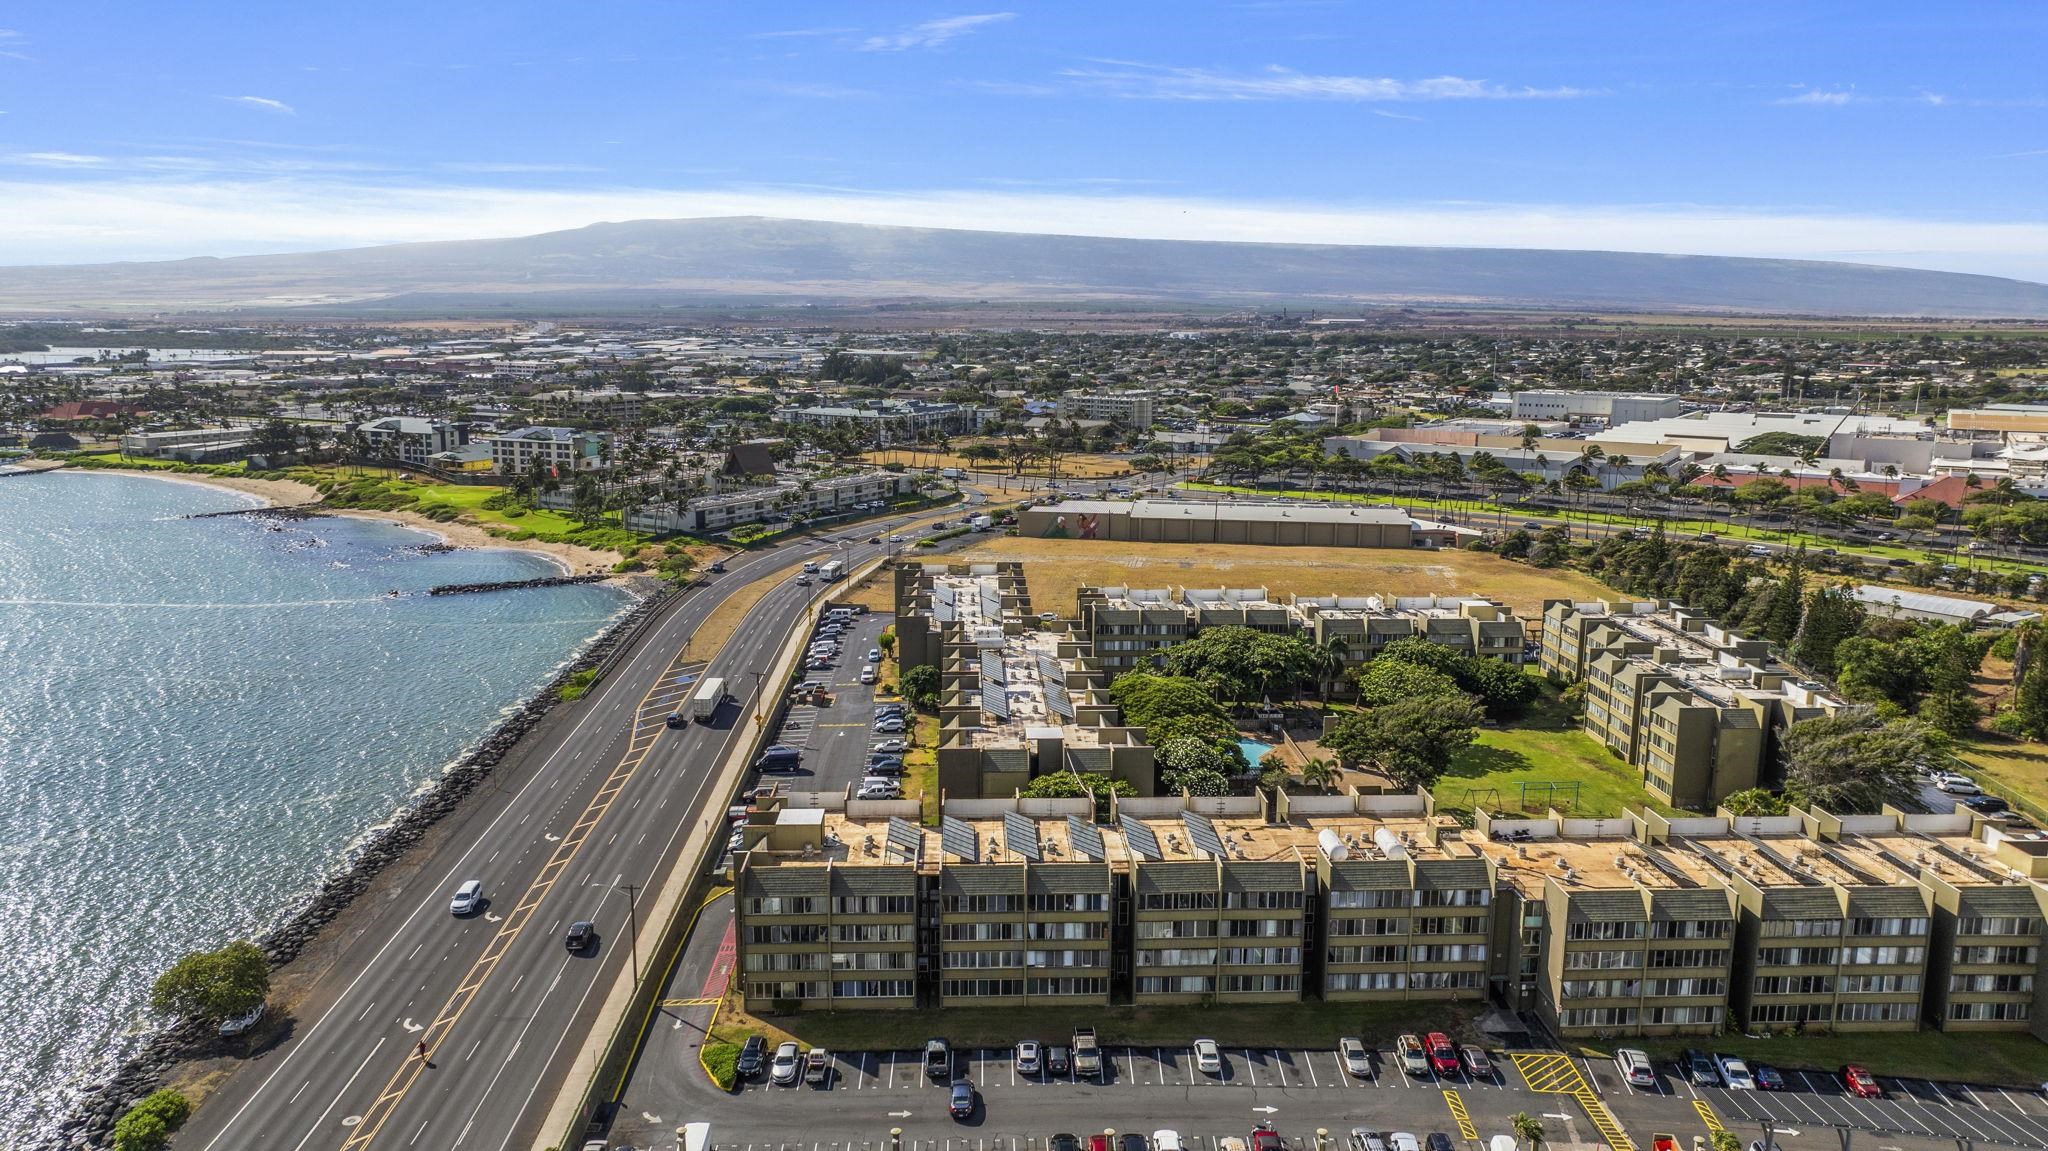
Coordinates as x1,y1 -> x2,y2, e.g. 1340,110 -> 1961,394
1792,584 -> 1866,678
1759,546 -> 1807,646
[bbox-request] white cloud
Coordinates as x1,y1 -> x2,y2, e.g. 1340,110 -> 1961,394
1777,89 -> 1857,106
860,13 -> 1013,52
2,179 -> 2048,282
218,95 -> 296,115
0,28 -> 28,61
1060,61 -> 1593,102
4,152 -> 107,168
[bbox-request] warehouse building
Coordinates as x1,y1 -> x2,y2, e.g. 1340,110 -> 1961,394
1016,499 -> 1433,549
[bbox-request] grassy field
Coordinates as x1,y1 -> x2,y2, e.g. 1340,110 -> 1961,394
1951,736 -> 2048,825
947,535 -> 1614,619
1626,1031 -> 2048,1089
862,447 -> 1134,480
1434,686 -> 1682,819
716,993 -> 1489,1053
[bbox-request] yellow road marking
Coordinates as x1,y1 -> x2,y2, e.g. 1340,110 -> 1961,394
657,997 -> 722,1007
1508,1051 -> 1632,1151
1694,1099 -> 1724,1133
337,643 -> 708,1151
1442,1090 -> 1478,1140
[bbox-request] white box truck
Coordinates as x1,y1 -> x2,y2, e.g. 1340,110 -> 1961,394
969,514 -> 993,531
690,676 -> 728,723
819,560 -> 845,581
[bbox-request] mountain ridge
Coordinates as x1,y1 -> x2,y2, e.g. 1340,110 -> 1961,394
3,215 -> 2046,318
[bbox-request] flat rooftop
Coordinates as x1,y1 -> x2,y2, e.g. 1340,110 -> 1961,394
1467,831 -> 1724,894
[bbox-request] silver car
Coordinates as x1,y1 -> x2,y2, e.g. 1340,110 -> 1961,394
770,1041 -> 802,1086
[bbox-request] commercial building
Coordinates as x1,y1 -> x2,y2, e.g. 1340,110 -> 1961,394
894,563 -> 1157,798
780,400 -> 976,438
1510,390 -> 1685,425
486,425 -> 609,475
117,427 -> 250,460
735,794 -> 2048,1032
530,388 -> 646,425
1850,584 -> 1998,628
622,469 -> 915,535
1056,390 -> 1156,429
1592,410 -> 1928,459
1540,600 -> 1846,810
1947,403 -> 2048,441
1017,499 -> 1430,548
354,416 -> 471,467
1073,585 -> 1527,682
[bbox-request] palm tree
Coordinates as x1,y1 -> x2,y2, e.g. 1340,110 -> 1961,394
1299,755 -> 1338,792
1511,1113 -> 1545,1151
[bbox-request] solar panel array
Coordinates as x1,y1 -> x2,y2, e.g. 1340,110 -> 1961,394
933,584 -> 956,624
980,649 -> 1006,685
1183,812 -> 1225,859
1045,680 -> 1074,720
1067,815 -> 1104,861
979,580 -> 1003,621
1003,811 -> 1041,862
940,814 -> 979,862
885,817 -> 923,863
1120,813 -> 1162,861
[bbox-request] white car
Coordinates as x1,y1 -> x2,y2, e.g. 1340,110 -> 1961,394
1937,773 -> 1982,795
867,648 -> 883,663
1155,1135 -> 1185,1151
1389,1135 -> 1421,1151
1015,1039 -> 1042,1075
874,718 -> 905,733
218,1001 -> 265,1037
856,782 -> 900,800
771,1041 -> 802,1086
1717,1054 -> 1756,1090
872,738 -> 907,754
860,667 -> 877,684
1193,1038 -> 1223,1075
1339,1036 -> 1371,1077
450,879 -> 483,916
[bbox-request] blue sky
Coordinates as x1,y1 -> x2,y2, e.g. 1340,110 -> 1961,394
3,2 -> 2047,276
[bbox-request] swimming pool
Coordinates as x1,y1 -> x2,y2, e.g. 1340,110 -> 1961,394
1237,738 -> 1277,767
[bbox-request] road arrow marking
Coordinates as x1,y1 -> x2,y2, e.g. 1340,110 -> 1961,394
483,912 -> 502,923
889,1111 -> 913,1119
401,1018 -> 424,1033
544,833 -> 561,842
642,1113 -> 663,1124
1254,1106 -> 1280,1115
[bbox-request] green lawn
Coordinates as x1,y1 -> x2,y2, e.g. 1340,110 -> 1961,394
748,999 -> 1489,1053
1625,1032 -> 2048,1089
1952,736 -> 2048,824
1434,685 -> 1685,818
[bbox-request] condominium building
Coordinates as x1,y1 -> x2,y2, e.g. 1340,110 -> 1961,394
893,564 -> 1158,798
354,416 -> 470,467
733,792 -> 2048,1032
780,400 -> 976,438
1056,390 -> 1156,429
621,469 -> 915,534
486,425 -> 610,475
1072,585 -> 1528,683
529,388 -> 646,425
1539,599 -> 1846,809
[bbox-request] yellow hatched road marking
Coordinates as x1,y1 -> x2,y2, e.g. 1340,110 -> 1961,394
657,996 -> 722,1007
1510,1052 -> 1585,1094
1442,1090 -> 1477,1140
1576,1090 -> 1634,1151
335,641 -> 708,1150
1693,1099 -> 1724,1133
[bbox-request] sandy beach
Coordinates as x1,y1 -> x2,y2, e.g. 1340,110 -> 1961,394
92,467 -> 623,577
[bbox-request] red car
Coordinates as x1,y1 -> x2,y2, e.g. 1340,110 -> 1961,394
1843,1065 -> 1883,1099
1425,1032 -> 1460,1076
1251,1128 -> 1285,1151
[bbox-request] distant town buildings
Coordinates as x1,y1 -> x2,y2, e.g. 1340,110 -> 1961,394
1056,389 -> 1156,429
1510,390 -> 1685,425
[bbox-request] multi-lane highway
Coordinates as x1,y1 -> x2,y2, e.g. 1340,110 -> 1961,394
178,501 -> 975,1151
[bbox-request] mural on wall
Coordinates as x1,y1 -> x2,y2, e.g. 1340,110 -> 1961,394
1041,512 -> 1101,540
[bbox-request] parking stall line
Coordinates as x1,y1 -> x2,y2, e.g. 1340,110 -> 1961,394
1954,1094 -> 2042,1145
1305,1053 -> 1319,1088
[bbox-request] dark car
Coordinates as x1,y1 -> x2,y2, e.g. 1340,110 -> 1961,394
1120,1136 -> 1149,1151
709,561 -> 726,573
948,1081 -> 976,1119
1046,1045 -> 1071,1075
565,921 -> 596,951
665,712 -> 685,728
1427,1135 -> 1456,1151
1753,1064 -> 1784,1092
1050,1137 -> 1082,1151
736,1035 -> 767,1080
868,536 -> 882,544
1965,794 -> 2011,813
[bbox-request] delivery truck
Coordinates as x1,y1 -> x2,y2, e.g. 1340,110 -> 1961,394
690,676 -> 728,723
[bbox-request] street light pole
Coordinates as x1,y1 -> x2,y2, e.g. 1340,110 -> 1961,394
612,881 -> 641,986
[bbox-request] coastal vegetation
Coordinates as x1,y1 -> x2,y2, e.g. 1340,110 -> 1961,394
149,940 -> 267,1022
557,668 -> 600,702
111,1089 -> 191,1151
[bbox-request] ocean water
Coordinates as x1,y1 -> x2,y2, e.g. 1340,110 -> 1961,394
0,472 -> 630,1143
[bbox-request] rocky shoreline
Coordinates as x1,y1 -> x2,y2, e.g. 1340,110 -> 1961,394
49,583 -> 678,1151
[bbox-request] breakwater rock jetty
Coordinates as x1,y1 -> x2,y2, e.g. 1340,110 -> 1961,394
427,573 -> 612,596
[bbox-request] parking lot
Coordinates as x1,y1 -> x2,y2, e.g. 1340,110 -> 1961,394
769,603 -> 900,795
1672,1065 -> 2048,1146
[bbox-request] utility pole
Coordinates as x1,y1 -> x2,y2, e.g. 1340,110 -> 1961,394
613,880 -> 641,985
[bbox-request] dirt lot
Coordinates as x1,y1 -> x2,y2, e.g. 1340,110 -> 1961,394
945,536 -> 1614,618
860,447 -> 1134,479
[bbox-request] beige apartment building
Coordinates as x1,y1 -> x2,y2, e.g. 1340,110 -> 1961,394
736,792 -> 2048,1037
1073,585 -> 1527,683
1540,599 -> 1845,809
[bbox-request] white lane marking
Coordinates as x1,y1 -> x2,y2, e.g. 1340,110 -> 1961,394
286,1037 -> 386,1151
288,1079 -> 310,1105
356,1002 -> 377,1022
452,958 -> 572,1147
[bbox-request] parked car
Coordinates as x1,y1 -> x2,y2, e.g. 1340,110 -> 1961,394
770,1041 -> 801,1086
866,757 -> 905,774
872,738 -> 907,754
1964,794 -> 2009,813
1348,1131 -> 1388,1151
1155,1134 -> 1184,1151
736,1035 -> 767,1080
1843,1064 -> 1883,1098
859,667 -> 877,684
1426,1135 -> 1455,1151
1426,1033 -> 1460,1076
565,921 -> 596,951
1388,1134 -> 1421,1151
708,561 -> 725,573
218,1001 -> 265,1037
1395,1034 -> 1431,1076
1460,1045 -> 1493,1078
1753,1064 -> 1784,1092
856,782 -> 900,800
1717,1054 -> 1756,1090
924,1038 -> 952,1079
1937,773 -> 1982,795
874,718 -> 906,733
1015,1040 -> 1041,1075
805,1048 -> 832,1087
868,648 -> 883,662
1613,1048 -> 1657,1089
1046,1045 -> 1071,1075
948,1081 -> 976,1119
1119,1136 -> 1149,1151
1684,1049 -> 1721,1087
1251,1128 -> 1284,1151
1194,1038 -> 1223,1076
1050,1138 -> 1081,1151
1339,1036 -> 1371,1077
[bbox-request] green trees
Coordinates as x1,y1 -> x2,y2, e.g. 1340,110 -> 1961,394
1322,694 -> 1486,790
1109,672 -> 1238,742
2010,622 -> 2048,737
1156,737 -> 1234,796
1371,636 -> 1540,718
1511,1112 -> 1546,1151
1720,787 -> 1791,816
151,940 -> 268,1022
1160,625 -> 1318,703
1831,623 -> 1987,734
1781,711 -> 1936,813
1754,547 -> 1806,645
1792,585 -> 1865,678
900,664 -> 940,710
113,1090 -> 192,1151
1354,659 -> 1460,707
1018,771 -> 1136,817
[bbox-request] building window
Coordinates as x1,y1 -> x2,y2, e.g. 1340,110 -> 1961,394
1654,919 -> 1733,939
1957,945 -> 2038,965
1328,917 -> 1406,937
1749,1003 -> 1829,1025
1838,973 -> 1920,994
1646,978 -> 1725,997
1958,916 -> 2042,938
1565,949 -> 1644,971
1753,975 -> 1833,996
1565,921 -> 1646,941
1221,946 -> 1301,966
941,978 -> 1027,998
1410,970 -> 1482,990
833,923 -> 912,943
1328,971 -> 1408,991
833,895 -> 913,915
1026,949 -> 1106,968
1027,893 -> 1108,912
1645,1005 -> 1722,1025
1222,974 -> 1300,993
1224,890 -> 1304,910
1558,1007 -> 1638,1028
1135,975 -> 1215,995
746,897 -> 820,915
1326,945 -> 1408,965
1029,920 -> 1110,940
945,894 -> 1023,914
1136,948 -> 1218,967
1949,1001 -> 2032,1022
941,949 -> 1024,970
1415,888 -> 1490,908
1950,973 -> 2035,994
743,953 -> 826,972
745,980 -> 826,1001
1027,976 -> 1108,997
1836,1001 -> 1918,1023
832,979 -> 913,998
748,925 -> 828,945
1328,889 -> 1409,909
941,922 -> 1022,941
1848,916 -> 1928,936
1134,919 -> 1217,939
1138,892 -> 1218,911
1758,919 -> 1841,938
1757,947 -> 1838,967
1223,919 -> 1294,938
1562,979 -> 1641,1000
1413,916 -> 1487,935
1411,944 -> 1486,963
1841,945 -> 1925,965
